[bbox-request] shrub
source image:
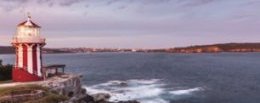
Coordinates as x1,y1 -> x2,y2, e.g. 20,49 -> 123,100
27,93 -> 68,103
0,60 -> 12,81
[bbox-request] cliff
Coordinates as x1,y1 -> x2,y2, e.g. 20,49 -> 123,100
1,43 -> 260,54
0,74 -> 139,103
167,43 -> 260,53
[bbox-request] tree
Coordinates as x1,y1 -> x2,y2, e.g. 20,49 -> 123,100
0,59 -> 2,66
0,59 -> 12,81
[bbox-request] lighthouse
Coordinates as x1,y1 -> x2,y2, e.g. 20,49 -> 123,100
12,15 -> 46,82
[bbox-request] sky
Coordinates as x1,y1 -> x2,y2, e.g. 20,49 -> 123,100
0,0 -> 260,48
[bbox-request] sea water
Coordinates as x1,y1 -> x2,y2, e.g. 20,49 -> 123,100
1,52 -> 260,103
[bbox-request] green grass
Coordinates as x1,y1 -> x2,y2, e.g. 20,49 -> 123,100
0,84 -> 48,96
25,92 -> 68,103
0,80 -> 12,84
0,84 -> 68,103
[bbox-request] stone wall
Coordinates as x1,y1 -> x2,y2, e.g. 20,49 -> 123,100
41,74 -> 82,97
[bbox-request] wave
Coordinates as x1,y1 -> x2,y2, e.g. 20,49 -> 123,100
169,87 -> 203,95
83,79 -> 203,103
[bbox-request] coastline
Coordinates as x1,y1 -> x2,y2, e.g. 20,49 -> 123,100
1,43 -> 260,54
0,74 -> 139,103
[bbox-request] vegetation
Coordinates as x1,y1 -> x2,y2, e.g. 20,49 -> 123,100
0,59 -> 12,81
1,43 -> 260,54
25,92 -> 68,103
0,84 -> 48,96
168,43 -> 260,53
0,84 -> 68,103
175,43 -> 260,50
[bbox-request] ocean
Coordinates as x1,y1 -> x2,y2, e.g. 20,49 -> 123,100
1,52 -> 260,103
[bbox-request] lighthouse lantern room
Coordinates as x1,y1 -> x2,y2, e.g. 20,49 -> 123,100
12,15 -> 46,82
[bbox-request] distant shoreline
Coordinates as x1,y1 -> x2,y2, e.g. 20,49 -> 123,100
1,43 -> 260,54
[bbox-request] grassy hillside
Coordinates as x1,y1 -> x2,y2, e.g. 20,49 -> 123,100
176,43 -> 260,50
170,43 -> 260,53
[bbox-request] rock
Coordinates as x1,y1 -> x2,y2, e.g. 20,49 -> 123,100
68,96 -> 78,103
81,88 -> 87,95
80,94 -> 95,103
58,86 -> 139,103
92,93 -> 111,102
68,91 -> 140,103
119,82 -> 128,87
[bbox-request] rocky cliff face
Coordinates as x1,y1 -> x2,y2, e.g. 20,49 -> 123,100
59,75 -> 140,103
0,74 -> 139,103
42,74 -> 82,97
40,74 -> 139,103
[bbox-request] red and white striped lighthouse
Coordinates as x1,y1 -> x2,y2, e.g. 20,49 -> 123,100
12,15 -> 46,82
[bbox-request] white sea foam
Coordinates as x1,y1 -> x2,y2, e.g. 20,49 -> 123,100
109,84 -> 164,101
141,98 -> 168,103
169,87 -> 203,95
83,79 -> 204,103
84,86 -> 111,94
127,79 -> 161,84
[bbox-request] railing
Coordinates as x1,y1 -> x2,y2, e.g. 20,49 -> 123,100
12,37 -> 45,43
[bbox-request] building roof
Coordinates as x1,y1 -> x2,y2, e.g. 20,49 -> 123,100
17,16 -> 41,28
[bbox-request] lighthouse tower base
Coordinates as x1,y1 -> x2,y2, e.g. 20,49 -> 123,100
12,68 -> 42,82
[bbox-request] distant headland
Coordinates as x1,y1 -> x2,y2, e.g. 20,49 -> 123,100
1,43 -> 260,54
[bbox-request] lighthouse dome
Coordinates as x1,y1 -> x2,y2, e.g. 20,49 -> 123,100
18,16 -> 41,28
12,15 -> 45,44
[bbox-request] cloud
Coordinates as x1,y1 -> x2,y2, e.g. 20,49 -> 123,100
1,0 -> 260,48
176,0 -> 220,7
0,0 -> 219,11
106,0 -> 121,5
0,0 -> 28,12
0,0 -> 85,12
59,0 -> 84,6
